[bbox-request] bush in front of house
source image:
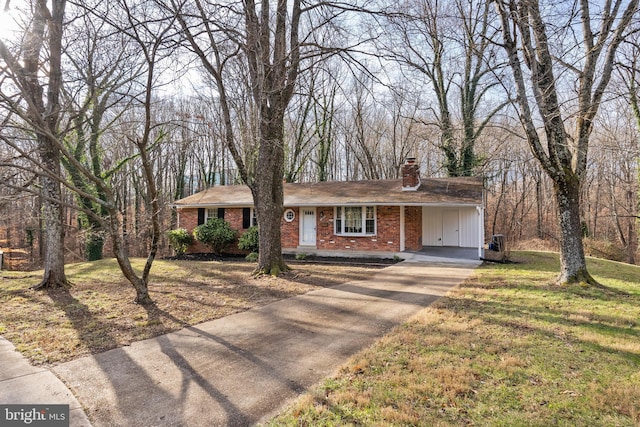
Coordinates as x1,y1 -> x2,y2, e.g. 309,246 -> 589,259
238,225 -> 259,253
193,218 -> 238,255
167,228 -> 193,256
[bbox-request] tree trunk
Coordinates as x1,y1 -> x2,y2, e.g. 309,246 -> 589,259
535,171 -> 543,239
108,211 -> 152,305
627,188 -> 637,265
494,0 -> 638,286
554,177 -> 597,285
35,134 -> 68,289
254,108 -> 288,275
0,0 -> 70,289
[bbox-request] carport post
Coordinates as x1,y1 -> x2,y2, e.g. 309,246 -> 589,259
476,206 -> 484,259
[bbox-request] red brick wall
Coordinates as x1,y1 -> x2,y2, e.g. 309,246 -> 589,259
404,206 -> 422,250
315,206 -> 401,252
177,207 -> 251,254
178,205 -> 423,253
281,207 -> 300,248
402,163 -> 420,188
178,208 -> 199,232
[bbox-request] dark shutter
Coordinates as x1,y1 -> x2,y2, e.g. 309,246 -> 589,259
217,208 -> 225,219
242,208 -> 251,229
197,208 -> 205,225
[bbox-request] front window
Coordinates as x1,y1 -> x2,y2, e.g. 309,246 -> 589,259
206,208 -> 218,221
335,206 -> 376,236
243,207 -> 258,228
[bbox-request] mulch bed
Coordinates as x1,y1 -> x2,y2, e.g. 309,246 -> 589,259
164,252 -> 402,267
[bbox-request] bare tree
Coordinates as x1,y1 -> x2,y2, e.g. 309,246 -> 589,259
618,40 -> 640,263
169,0 -> 355,275
0,0 -> 68,288
380,0 -> 507,177
283,62 -> 342,183
1,0 -> 177,303
91,0 -> 178,303
494,0 -> 638,284
62,6 -> 143,261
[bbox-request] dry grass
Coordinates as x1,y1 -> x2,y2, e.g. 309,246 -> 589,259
268,252 -> 640,427
0,258 -> 382,365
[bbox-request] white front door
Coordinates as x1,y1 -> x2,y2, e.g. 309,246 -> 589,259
442,209 -> 460,246
300,208 -> 316,246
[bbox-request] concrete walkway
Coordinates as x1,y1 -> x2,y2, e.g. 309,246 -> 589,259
0,337 -> 92,426
3,257 -> 479,426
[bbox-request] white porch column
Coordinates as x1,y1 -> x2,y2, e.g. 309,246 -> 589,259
476,205 -> 484,259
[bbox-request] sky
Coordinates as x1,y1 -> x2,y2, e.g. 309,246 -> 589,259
0,2 -> 23,43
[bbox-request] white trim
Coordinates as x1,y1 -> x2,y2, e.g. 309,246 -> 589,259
284,208 -> 295,222
205,208 -> 219,222
476,205 -> 484,258
334,205 -> 377,236
299,208 -> 317,246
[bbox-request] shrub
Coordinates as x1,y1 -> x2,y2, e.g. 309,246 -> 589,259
193,218 -> 237,255
245,252 -> 258,262
238,225 -> 259,253
167,228 -> 193,256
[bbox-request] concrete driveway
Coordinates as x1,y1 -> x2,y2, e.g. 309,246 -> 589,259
51,258 -> 479,426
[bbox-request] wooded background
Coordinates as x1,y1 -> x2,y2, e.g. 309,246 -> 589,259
0,0 -> 638,271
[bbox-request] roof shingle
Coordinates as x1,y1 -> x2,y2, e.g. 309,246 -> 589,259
174,177 -> 484,208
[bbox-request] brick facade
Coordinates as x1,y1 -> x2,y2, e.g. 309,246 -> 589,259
402,158 -> 420,189
313,206 -> 403,252
404,206 -> 422,250
177,205 -> 423,254
178,207 -> 253,254
281,207 -> 300,248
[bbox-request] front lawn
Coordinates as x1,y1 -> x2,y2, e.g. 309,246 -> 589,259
268,251 -> 640,426
0,258 -> 382,365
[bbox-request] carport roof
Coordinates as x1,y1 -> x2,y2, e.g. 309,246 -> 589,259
174,177 -> 484,208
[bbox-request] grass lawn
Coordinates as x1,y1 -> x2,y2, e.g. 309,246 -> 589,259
267,251 -> 640,427
0,258 -> 382,365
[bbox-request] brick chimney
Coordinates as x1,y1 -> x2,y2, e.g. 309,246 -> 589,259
402,157 -> 420,191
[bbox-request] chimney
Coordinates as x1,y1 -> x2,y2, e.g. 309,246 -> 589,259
402,157 -> 420,191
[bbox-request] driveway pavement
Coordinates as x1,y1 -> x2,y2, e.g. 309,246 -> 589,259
3,257 -> 479,426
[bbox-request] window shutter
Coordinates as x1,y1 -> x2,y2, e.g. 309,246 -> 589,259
242,208 -> 251,229
217,208 -> 225,219
197,208 -> 205,225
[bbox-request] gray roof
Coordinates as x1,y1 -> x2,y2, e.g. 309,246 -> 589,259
174,177 -> 484,208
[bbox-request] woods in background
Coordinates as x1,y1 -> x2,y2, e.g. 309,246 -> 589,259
0,0 -> 638,277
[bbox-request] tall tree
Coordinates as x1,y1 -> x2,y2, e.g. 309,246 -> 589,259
381,0 -> 507,177
170,0 -> 352,275
494,0 -> 639,284
1,0 -> 176,303
616,41 -> 640,264
0,0 -> 68,288
62,6 -> 143,261
93,0 -> 177,303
